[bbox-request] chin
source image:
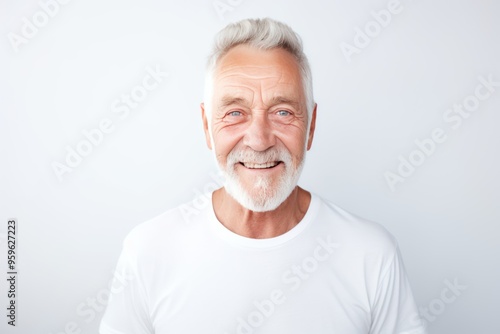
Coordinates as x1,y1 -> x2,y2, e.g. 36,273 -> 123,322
223,164 -> 304,212
216,145 -> 307,212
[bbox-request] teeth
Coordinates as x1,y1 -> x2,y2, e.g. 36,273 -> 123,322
243,161 -> 279,169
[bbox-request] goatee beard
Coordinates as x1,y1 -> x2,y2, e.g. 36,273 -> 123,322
219,147 -> 305,212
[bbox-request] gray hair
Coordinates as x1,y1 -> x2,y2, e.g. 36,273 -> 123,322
204,18 -> 314,121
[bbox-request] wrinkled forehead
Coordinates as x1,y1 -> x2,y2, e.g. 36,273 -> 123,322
211,46 -> 305,104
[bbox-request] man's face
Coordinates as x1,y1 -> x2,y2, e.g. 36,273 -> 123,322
202,44 -> 316,211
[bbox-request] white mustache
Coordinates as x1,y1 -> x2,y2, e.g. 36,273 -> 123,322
226,148 -> 291,166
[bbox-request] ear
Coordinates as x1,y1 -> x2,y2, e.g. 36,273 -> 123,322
306,103 -> 317,150
201,103 -> 212,150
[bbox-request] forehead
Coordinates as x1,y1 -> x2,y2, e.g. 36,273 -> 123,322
212,45 -> 303,101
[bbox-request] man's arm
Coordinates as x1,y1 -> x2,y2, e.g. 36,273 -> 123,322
369,246 -> 428,334
100,234 -> 153,334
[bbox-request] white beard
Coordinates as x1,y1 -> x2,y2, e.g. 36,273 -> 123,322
217,146 -> 305,212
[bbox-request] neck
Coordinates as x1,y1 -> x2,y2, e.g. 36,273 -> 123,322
212,186 -> 311,239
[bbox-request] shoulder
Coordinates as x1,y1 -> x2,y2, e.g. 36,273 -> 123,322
313,194 -> 398,259
121,200 -> 206,256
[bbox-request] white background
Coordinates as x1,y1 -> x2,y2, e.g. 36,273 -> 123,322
1,0 -> 499,333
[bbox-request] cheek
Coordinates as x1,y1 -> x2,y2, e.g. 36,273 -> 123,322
213,127 -> 244,161
276,129 -> 307,157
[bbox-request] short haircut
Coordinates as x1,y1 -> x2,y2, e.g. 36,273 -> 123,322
204,18 -> 314,123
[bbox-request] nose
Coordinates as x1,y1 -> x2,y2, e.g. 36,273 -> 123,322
242,113 -> 276,152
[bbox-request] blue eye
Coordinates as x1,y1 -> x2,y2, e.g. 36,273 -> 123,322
228,111 -> 242,116
277,110 -> 291,116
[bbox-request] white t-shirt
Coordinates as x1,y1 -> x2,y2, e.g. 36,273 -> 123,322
100,193 -> 427,334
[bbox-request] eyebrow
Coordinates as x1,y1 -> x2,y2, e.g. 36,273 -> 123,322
268,96 -> 301,110
217,95 -> 302,111
218,96 -> 249,110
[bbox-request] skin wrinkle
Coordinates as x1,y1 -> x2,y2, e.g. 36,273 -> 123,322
212,70 -> 305,166
201,44 -> 317,238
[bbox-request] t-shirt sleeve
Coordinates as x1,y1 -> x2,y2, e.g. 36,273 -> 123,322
99,233 -> 153,334
369,245 -> 428,334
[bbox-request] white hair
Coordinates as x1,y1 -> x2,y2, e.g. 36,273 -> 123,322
203,18 -> 314,212
204,18 -> 314,126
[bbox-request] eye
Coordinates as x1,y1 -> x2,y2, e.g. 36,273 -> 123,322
276,110 -> 291,116
228,111 -> 242,117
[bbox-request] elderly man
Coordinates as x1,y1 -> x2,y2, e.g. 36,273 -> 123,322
100,18 -> 427,334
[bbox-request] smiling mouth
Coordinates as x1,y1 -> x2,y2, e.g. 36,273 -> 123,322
239,161 -> 282,169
